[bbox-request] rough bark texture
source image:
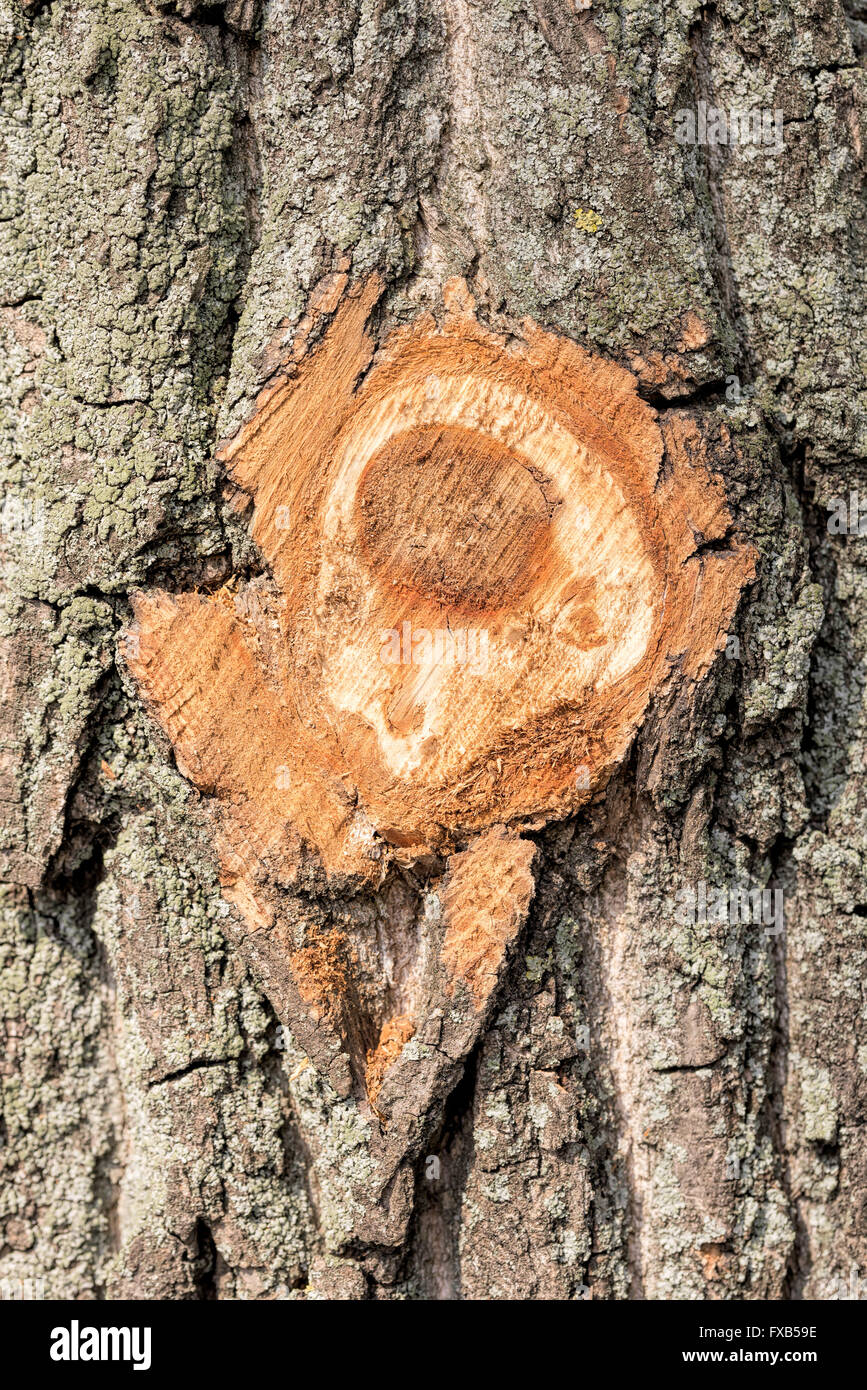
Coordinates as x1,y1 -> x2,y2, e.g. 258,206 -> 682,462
0,0 -> 865,1301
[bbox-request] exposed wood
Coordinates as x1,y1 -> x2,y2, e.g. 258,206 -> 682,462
441,826 -> 537,1009
124,273 -> 754,1117
128,274 -> 754,868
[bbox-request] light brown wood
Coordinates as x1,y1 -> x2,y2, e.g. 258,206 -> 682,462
125,274 -> 754,1097
441,826 -> 537,1009
129,275 -> 752,855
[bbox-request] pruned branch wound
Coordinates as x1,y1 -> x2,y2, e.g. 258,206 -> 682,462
124,273 -> 754,1108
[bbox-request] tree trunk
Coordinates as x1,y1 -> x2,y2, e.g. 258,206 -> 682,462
1,0 -> 865,1302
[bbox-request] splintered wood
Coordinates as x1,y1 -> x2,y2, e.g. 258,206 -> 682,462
125,273 -> 754,1098
441,827 -> 538,1008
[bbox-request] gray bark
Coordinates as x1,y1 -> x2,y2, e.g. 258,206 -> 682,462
0,0 -> 865,1299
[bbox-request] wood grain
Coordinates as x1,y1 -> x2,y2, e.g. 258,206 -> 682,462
125,274 -> 754,1099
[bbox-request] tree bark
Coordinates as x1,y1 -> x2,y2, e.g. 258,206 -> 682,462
0,0 -> 865,1301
